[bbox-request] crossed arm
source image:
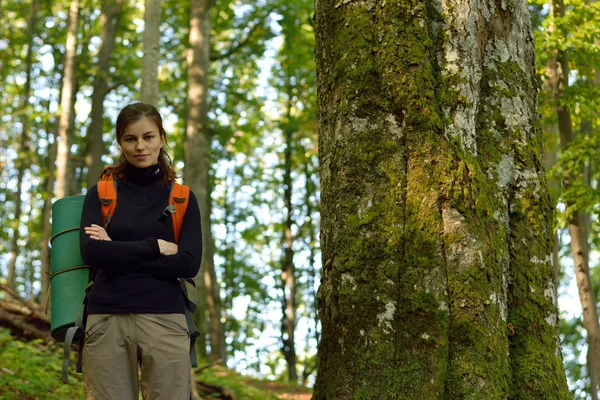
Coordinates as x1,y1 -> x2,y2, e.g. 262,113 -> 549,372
80,185 -> 202,279
84,224 -> 178,255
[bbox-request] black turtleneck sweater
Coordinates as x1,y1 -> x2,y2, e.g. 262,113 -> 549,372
79,163 -> 202,314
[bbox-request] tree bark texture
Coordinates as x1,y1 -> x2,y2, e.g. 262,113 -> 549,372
141,0 -> 161,106
185,0 -> 226,362
313,0 -> 569,398
85,0 -> 123,188
55,0 -> 80,200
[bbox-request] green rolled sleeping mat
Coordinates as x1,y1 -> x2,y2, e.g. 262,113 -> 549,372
50,195 -> 89,342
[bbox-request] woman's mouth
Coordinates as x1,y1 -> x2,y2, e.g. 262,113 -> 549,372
135,154 -> 149,159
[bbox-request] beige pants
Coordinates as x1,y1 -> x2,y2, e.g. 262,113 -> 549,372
83,313 -> 191,400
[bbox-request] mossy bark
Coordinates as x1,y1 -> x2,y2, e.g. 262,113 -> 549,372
313,0 -> 570,398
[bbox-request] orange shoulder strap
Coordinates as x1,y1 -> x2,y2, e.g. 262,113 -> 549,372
97,166 -> 118,228
96,170 -> 189,242
169,182 -> 190,244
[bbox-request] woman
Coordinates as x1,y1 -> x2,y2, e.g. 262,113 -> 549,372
79,102 -> 202,400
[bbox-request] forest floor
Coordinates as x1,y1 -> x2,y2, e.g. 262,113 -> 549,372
196,362 -> 313,399
0,327 -> 314,399
239,379 -> 312,399
0,291 -> 313,399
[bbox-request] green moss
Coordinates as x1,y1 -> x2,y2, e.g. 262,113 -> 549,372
0,330 -> 86,399
347,205 -> 382,228
314,0 -> 569,398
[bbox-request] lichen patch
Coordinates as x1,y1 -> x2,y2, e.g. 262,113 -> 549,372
376,300 -> 396,334
341,273 -> 358,291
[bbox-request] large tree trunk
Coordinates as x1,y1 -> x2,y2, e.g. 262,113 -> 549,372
313,0 -> 569,398
6,0 -> 39,294
85,0 -> 123,188
55,0 -> 80,200
141,0 -> 160,106
549,0 -> 600,385
185,0 -> 226,362
280,96 -> 298,382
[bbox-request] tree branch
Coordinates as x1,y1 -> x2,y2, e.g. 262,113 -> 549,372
210,7 -> 274,61
0,283 -> 46,315
195,358 -> 224,373
0,301 -> 51,341
196,381 -> 236,400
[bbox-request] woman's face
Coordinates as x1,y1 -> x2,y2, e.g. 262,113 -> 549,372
119,117 -> 164,168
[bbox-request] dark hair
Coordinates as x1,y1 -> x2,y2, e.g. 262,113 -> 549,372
101,102 -> 177,184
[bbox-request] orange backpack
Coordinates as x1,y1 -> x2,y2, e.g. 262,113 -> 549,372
97,167 -> 190,243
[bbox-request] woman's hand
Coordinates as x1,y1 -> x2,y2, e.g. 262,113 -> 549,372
157,239 -> 178,255
84,224 -> 112,241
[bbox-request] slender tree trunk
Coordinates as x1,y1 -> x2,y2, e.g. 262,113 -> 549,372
590,340 -> 600,400
141,0 -> 160,106
185,0 -> 226,362
549,0 -> 600,385
7,0 -> 39,293
301,150 -> 319,386
41,64 -> 65,307
543,130 -> 560,284
313,0 -> 569,398
542,29 -> 562,285
56,0 -> 80,200
7,168 -> 25,292
280,92 -> 298,381
85,0 -> 123,188
223,166 -> 235,315
194,274 -> 209,359
0,5 -> 14,90
585,1 -> 600,396
41,131 -> 58,307
26,191 -> 35,301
